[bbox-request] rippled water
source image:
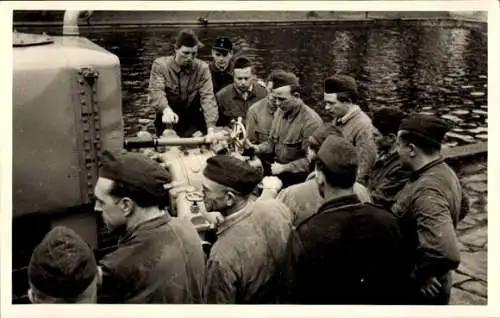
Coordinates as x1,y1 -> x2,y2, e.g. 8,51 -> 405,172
21,22 -> 488,145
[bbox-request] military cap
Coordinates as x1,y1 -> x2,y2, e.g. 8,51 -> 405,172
372,107 -> 406,136
399,114 -> 451,148
317,135 -> 358,185
28,226 -> 97,299
203,155 -> 263,195
324,75 -> 358,97
175,29 -> 203,48
267,70 -> 299,89
213,37 -> 233,52
99,150 -> 171,197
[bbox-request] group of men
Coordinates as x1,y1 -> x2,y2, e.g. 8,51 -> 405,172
26,28 -> 470,305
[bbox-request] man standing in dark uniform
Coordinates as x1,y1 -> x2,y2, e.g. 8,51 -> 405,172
216,56 -> 268,127
392,115 -> 464,305
279,136 -> 407,304
210,37 -> 234,94
148,29 -> 218,139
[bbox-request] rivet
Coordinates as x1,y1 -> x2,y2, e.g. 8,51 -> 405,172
78,80 -> 85,85
79,90 -> 85,95
80,100 -> 86,105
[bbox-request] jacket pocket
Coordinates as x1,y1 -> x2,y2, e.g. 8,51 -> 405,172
278,136 -> 303,162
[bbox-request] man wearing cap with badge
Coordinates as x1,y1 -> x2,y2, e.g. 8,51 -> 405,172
201,155 -> 292,303
216,55 -> 268,127
210,37 -> 234,94
366,107 -> 412,210
324,75 -> 377,186
27,226 -> 99,303
276,124 -> 372,227
148,29 -> 218,139
392,114 -> 465,305
94,150 -> 206,303
249,71 -> 322,188
279,136 -> 407,304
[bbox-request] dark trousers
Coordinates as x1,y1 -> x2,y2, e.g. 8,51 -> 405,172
155,97 -> 207,138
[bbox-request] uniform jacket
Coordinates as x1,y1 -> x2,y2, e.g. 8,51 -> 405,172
367,150 -> 412,210
277,179 -> 372,227
391,157 -> 463,304
333,105 -> 377,186
209,61 -> 233,94
98,214 -> 206,304
259,100 -> 323,174
246,96 -> 275,145
279,194 -> 408,304
216,82 -> 268,127
148,56 -> 218,128
204,198 -> 292,304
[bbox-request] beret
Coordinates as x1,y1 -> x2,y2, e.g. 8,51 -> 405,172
176,29 -> 202,48
372,107 -> 406,136
324,75 -> 358,96
28,226 -> 97,299
203,155 -> 263,195
317,135 -> 358,176
399,114 -> 451,148
308,124 -> 343,151
268,71 -> 299,89
213,37 -> 233,52
99,150 -> 171,198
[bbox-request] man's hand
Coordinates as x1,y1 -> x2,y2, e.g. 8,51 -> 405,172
204,211 -> 225,226
271,162 -> 288,175
205,127 -> 217,143
262,176 -> 283,193
245,140 -> 260,154
162,107 -> 179,124
420,277 -> 442,298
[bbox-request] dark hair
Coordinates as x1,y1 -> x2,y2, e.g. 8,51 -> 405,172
398,131 -> 441,155
316,158 -> 357,189
232,55 -> 253,70
372,108 -> 406,136
109,180 -> 169,209
175,29 -> 200,49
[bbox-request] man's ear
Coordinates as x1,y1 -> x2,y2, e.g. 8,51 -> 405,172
120,198 -> 135,217
292,91 -> 300,99
408,143 -> 417,157
225,191 -> 236,207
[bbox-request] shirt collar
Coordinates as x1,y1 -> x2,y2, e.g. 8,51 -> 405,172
410,156 -> 444,181
337,105 -> 361,125
119,213 -> 171,244
233,83 -> 255,100
318,194 -> 362,214
216,200 -> 254,236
